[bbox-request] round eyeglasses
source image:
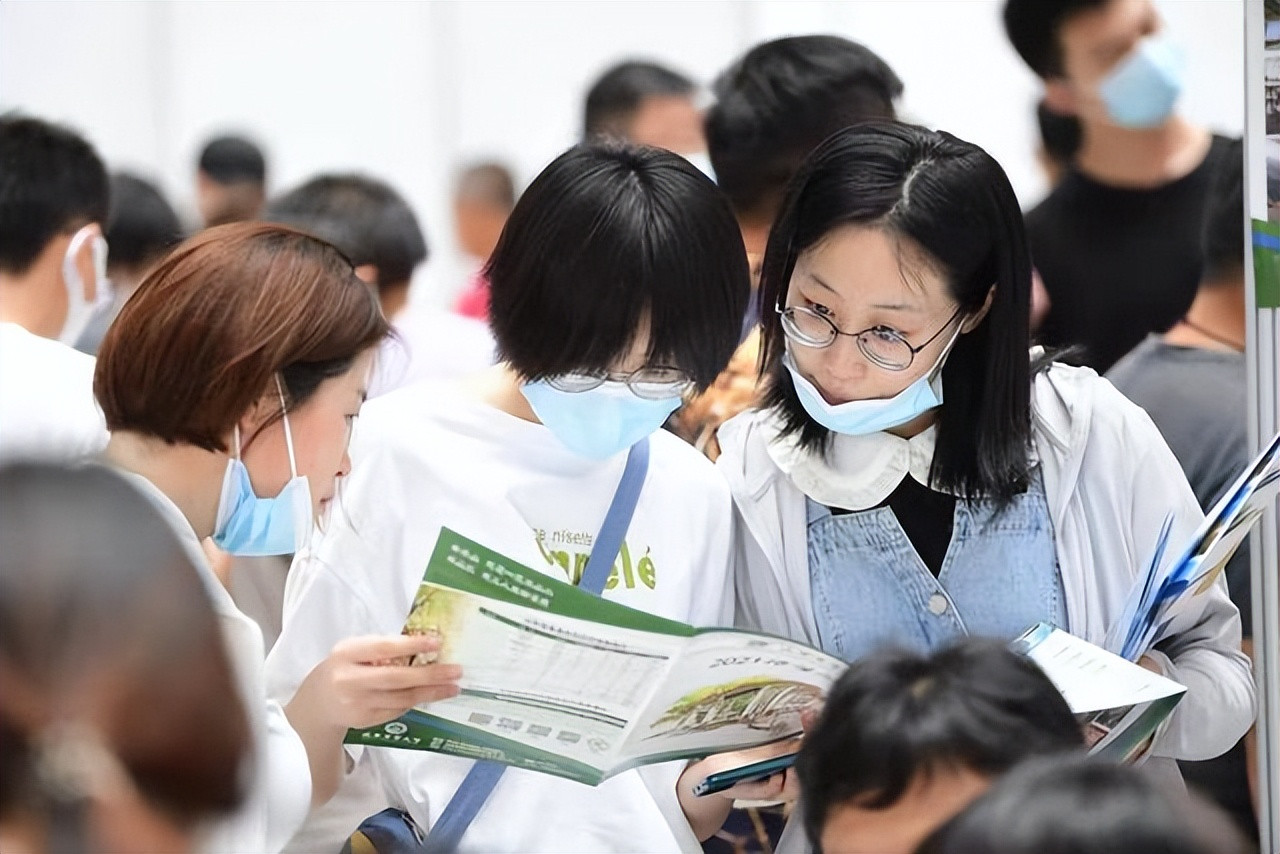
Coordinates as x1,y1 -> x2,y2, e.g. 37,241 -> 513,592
545,366 -> 695,400
778,303 -> 964,371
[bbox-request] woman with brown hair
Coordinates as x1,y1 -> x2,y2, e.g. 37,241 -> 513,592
93,222 -> 461,852
0,462 -> 250,854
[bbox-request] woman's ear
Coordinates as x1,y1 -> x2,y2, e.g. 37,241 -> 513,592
236,389 -> 279,453
961,285 -> 996,333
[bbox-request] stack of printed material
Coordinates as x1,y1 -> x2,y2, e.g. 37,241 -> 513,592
1106,430 -> 1280,663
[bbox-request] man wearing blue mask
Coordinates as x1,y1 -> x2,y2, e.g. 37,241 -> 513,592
1004,0 -> 1236,373
0,114 -> 111,463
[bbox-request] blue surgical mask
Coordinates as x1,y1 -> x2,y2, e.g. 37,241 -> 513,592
212,381 -> 313,556
521,379 -> 682,460
1098,36 -> 1184,129
784,324 -> 961,436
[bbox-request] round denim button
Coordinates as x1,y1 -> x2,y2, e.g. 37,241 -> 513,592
928,593 -> 949,615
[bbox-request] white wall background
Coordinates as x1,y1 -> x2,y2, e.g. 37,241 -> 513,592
0,0 -> 1246,306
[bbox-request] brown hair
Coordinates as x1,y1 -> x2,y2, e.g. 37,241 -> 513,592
0,462 -> 250,829
95,221 -> 389,453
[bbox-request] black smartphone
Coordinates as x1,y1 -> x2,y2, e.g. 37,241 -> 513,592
692,752 -> 799,797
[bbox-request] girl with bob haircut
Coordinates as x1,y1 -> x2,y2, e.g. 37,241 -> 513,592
266,142 -> 751,852
714,123 -> 1253,837
95,222 -> 461,853
0,462 -> 250,854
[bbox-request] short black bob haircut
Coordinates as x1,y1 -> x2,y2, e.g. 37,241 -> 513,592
197,134 -> 266,186
583,60 -> 696,141
0,113 -> 109,275
1003,0 -> 1108,79
105,172 -> 184,270
916,754 -> 1255,854
796,638 -> 1082,852
1200,139 -> 1244,285
759,122 -> 1039,502
265,173 -> 428,289
706,35 -> 902,225
487,141 -> 749,390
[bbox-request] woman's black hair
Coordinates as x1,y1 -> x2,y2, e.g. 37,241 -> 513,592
486,141 -> 750,391
915,754 -> 1255,854
758,122 -> 1038,501
796,638 -> 1083,851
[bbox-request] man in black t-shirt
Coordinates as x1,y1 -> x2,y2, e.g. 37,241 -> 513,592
1004,0 -> 1235,373
1107,141 -> 1257,846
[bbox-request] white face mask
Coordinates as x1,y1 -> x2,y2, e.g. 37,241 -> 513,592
682,151 -> 717,181
59,225 -> 112,346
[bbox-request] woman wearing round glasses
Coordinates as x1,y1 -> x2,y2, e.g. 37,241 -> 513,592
266,142 -> 751,852
709,123 -> 1252,837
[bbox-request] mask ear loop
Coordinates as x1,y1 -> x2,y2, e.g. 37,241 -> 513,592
925,319 -> 966,383
274,375 -> 299,479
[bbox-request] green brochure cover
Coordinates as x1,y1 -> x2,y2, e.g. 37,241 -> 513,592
346,528 -> 846,786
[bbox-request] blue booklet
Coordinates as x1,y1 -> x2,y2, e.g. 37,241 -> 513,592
1105,430 -> 1280,662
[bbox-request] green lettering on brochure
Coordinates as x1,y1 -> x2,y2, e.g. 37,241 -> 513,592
638,551 -> 655,588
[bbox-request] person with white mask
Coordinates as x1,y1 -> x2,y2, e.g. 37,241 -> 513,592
1003,0 -> 1236,374
94,222 -> 462,853
265,141 -> 750,853
0,114 -> 111,463
711,123 -> 1254,851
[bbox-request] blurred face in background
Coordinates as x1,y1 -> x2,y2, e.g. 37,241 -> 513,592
626,94 -> 706,156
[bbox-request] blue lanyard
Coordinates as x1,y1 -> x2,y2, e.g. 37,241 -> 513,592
422,437 -> 652,853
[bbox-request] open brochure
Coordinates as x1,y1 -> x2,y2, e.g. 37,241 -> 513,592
350,530 -> 1194,782
345,528 -> 846,786
1106,430 -> 1280,662
1013,623 -> 1185,763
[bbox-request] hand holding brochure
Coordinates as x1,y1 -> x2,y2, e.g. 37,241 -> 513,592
352,529 -> 1192,783
1014,623 -> 1185,763
346,528 -> 844,786
1105,430 -> 1280,661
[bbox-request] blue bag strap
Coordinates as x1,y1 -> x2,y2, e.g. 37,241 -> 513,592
578,435 -> 650,594
422,437 -> 651,853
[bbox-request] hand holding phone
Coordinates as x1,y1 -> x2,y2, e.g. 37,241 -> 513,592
692,751 -> 799,797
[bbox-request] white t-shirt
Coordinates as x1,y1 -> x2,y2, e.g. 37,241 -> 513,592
0,322 -> 108,463
266,381 -> 735,853
117,471 -> 312,854
369,308 -> 495,398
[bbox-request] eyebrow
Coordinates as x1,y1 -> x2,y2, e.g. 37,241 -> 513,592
805,270 -> 922,312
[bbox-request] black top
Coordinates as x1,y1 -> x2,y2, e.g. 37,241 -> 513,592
1025,134 -> 1236,373
831,476 -> 956,577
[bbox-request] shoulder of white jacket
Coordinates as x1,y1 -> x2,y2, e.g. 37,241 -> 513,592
716,409 -> 791,501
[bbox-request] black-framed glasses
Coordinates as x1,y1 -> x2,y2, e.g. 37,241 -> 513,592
545,366 -> 695,400
777,303 -> 964,371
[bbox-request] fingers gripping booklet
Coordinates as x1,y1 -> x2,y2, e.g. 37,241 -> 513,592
345,528 -> 845,786
348,529 -> 1192,783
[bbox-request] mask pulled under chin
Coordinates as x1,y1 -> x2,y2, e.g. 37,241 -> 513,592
211,459 -> 313,556
783,351 -> 945,437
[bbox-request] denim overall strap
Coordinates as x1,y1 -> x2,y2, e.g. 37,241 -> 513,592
423,437 -> 651,853
807,466 -> 1065,663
